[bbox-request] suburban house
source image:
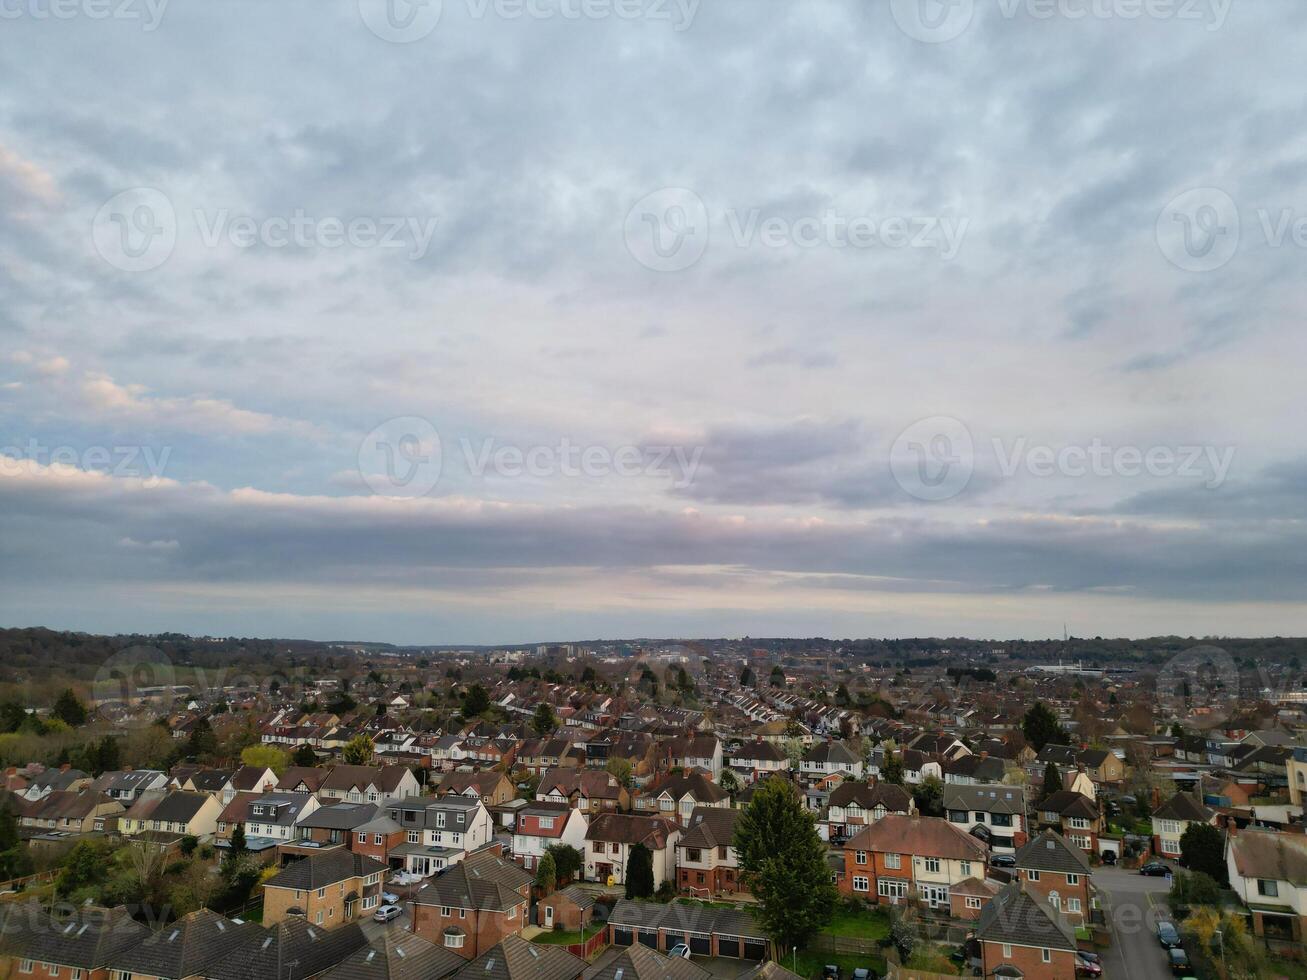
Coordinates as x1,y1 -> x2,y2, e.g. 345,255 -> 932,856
242,792 -> 322,847
17,790 -> 123,836
387,796 -> 495,876
663,735 -> 723,778
942,784 -> 1028,853
585,813 -> 681,888
1226,828 -> 1307,942
438,771 -> 516,807
318,931 -> 464,980
448,934 -> 584,980
282,801 -> 379,859
823,781 -> 915,842
104,908 -> 263,980
89,770 -> 168,804
410,850 -> 533,959
1013,829 -> 1094,924
975,882 -> 1078,980
949,877 -> 1000,921
277,766 -> 331,795
1152,791 -> 1216,859
320,765 -> 420,805
799,742 -> 864,781
512,802 -> 589,872
726,741 -> 789,783
841,814 -> 988,909
539,884 -> 597,934
223,765 -> 279,803
6,905 -> 149,980
208,917 -> 369,980
1036,791 -> 1102,853
119,789 -> 222,842
536,768 -> 630,813
675,806 -> 744,898
634,771 -> 729,825
261,849 -> 388,927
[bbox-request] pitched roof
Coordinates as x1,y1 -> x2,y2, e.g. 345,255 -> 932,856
1228,829 -> 1307,886
942,784 -> 1026,815
265,850 -> 388,891
802,742 -> 859,765
412,850 -> 532,912
976,882 -> 1076,951
827,781 -> 913,812
586,813 -> 679,848
320,931 -> 464,980
846,814 -> 987,861
17,906 -> 149,969
150,790 -> 213,824
209,919 -> 369,980
107,909 -> 262,978
640,771 -> 727,805
582,943 -> 711,980
1153,791 -> 1214,823
277,767 -> 329,792
1013,829 -> 1092,875
1038,790 -> 1099,819
450,934 -> 584,980
678,807 -> 739,850
298,802 -> 380,831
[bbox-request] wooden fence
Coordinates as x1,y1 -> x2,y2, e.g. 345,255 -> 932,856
805,934 -> 886,957
560,925 -> 610,960
887,965 -> 960,980
0,869 -> 59,897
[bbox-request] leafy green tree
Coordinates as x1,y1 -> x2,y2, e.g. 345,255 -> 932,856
740,665 -> 755,687
292,744 -> 318,767
185,717 -> 218,760
769,665 -> 785,688
625,843 -> 655,899
733,775 -> 837,951
462,684 -> 491,718
1021,702 -> 1068,751
52,689 -> 88,727
881,750 -> 905,786
57,839 -> 115,897
835,683 -> 851,706
230,823 -> 247,855
533,702 -> 557,736
241,745 -> 289,776
1180,822 -> 1227,884
342,734 -> 374,765
913,775 -> 944,816
718,768 -> 741,799
1041,761 -> 1062,801
546,843 -> 583,883
535,851 -> 557,893
605,756 -> 633,788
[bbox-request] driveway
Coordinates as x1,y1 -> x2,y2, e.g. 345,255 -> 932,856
1095,867 -> 1175,980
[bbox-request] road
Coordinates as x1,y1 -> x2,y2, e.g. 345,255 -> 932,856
1095,867 -> 1175,980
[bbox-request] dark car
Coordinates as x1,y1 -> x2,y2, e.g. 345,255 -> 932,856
1076,953 -> 1103,977
1168,948 -> 1191,975
822,966 -> 840,980
990,854 -> 1017,868
1157,922 -> 1182,948
1141,861 -> 1171,877
1100,850 -> 1117,865
1076,952 -> 1101,965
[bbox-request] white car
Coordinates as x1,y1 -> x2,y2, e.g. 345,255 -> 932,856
373,904 -> 403,923
668,944 -> 690,960
382,892 -> 400,904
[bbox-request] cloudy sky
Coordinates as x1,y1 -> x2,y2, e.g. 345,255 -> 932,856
2,0 -> 1306,644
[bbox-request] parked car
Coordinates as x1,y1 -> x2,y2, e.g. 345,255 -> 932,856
1168,948 -> 1191,975
373,904 -> 403,923
1076,952 -> 1101,965
1076,952 -> 1103,977
990,854 -> 1017,868
382,891 -> 399,904
852,969 -> 873,980
1100,850 -> 1117,865
1157,922 -> 1182,948
668,945 -> 691,960
1141,861 -> 1171,877
822,966 -> 840,980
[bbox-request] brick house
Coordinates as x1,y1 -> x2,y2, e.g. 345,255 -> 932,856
276,766 -> 330,795
823,781 -> 914,842
512,802 -> 589,872
349,813 -> 406,868
841,813 -> 987,909
1013,829 -> 1094,924
437,771 -> 515,806
448,934 -> 584,980
318,931 -> 464,980
676,806 -> 744,898
633,771 -> 729,826
387,796 -> 496,877
536,768 -> 629,814
208,917 -> 369,980
281,801 -> 378,860
942,783 -> 1028,853
1036,791 -> 1102,854
538,884 -> 597,933
410,850 -> 533,959
261,850 -> 388,927
976,882 -> 1078,980
949,877 -> 999,920
5,905 -> 149,980
105,908 -> 263,980
585,813 -> 681,889
319,764 -> 420,805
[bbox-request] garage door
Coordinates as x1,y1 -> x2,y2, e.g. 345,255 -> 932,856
639,930 -> 658,948
690,934 -> 712,956
744,939 -> 767,960
612,927 -> 634,947
717,936 -> 740,958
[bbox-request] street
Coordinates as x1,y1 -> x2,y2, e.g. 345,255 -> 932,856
1095,867 -> 1175,980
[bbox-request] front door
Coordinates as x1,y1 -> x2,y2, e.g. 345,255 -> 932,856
544,905 -> 554,928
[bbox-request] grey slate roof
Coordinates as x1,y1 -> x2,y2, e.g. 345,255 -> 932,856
107,908 -> 262,979
265,850 -> 387,891
17,906 -> 149,970
1152,791 -> 1214,823
298,802 -> 380,831
975,883 -> 1076,952
607,901 -> 765,941
411,850 -> 532,913
150,791 -> 212,825
319,931 -> 463,980
942,784 -> 1026,815
450,934 -> 584,980
208,919 -> 369,980
583,943 -> 711,980
1013,829 -> 1092,875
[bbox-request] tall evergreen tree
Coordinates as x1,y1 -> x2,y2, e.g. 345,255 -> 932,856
733,776 -> 837,951
52,689 -> 88,727
1041,761 -> 1062,800
625,843 -> 655,899
1021,702 -> 1068,751
532,702 -> 557,736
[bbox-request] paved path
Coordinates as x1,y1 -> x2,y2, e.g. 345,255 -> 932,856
1095,867 -> 1175,980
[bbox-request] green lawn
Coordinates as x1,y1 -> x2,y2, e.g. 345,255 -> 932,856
531,929 -> 589,945
791,950 -> 887,980
821,907 -> 891,941
673,897 -> 739,909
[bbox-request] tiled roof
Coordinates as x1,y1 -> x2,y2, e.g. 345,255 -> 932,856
1013,829 -> 1092,875
975,883 -> 1076,951
265,850 -> 387,891
107,909 -> 261,978
582,943 -> 711,980
846,814 -> 987,861
450,934 -> 584,980
209,919 -> 369,980
412,850 -> 532,912
319,931 -> 463,980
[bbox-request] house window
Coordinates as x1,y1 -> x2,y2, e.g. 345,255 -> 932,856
374,834 -> 383,845
878,879 -> 907,899
1070,817 -> 1090,830
442,906 -> 452,916
593,841 -> 605,855
960,861 -> 971,877
852,875 -> 870,892
1002,944 -> 1012,958
885,853 -> 901,869
317,888 -> 326,898
408,831 -> 420,844
539,816 -> 554,830
855,850 -> 867,865
1259,879 -> 1280,897
966,897 -> 982,910
1067,873 -> 1079,885
1041,949 -> 1051,963
18,962 -> 33,975
992,813 -> 1013,827
460,909 -> 467,919
445,932 -> 465,949
687,848 -> 702,862
358,832 -> 367,843
1068,898 -> 1082,913
1027,870 -> 1040,882
50,966 -> 60,977
315,911 -> 324,924
924,858 -> 940,874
